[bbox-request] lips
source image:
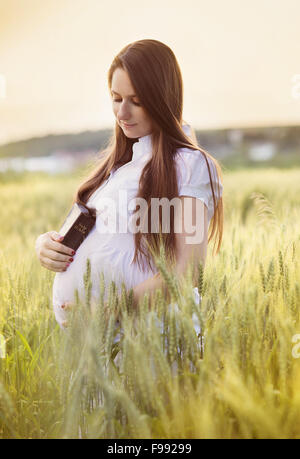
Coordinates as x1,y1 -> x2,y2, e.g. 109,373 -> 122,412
123,123 -> 137,127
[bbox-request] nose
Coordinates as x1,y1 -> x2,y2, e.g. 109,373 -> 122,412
117,101 -> 132,123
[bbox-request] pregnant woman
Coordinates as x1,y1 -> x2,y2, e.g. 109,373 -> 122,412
35,39 -> 224,330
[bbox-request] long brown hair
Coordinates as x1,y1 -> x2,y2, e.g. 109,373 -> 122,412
71,39 -> 223,274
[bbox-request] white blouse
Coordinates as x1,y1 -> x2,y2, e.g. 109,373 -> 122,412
52,125 -> 223,328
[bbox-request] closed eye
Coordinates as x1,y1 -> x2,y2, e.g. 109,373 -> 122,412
113,99 -> 141,107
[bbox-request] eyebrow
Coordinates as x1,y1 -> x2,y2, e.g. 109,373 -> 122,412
111,90 -> 137,97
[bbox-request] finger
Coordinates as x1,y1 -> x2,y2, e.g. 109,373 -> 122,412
50,231 -> 64,242
48,240 -> 75,257
45,232 -> 74,256
40,256 -> 70,271
61,302 -> 73,311
44,248 -> 74,263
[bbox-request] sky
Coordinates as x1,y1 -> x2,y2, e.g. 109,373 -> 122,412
0,0 -> 300,145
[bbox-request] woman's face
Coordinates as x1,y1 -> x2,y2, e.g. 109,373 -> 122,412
111,68 -> 153,139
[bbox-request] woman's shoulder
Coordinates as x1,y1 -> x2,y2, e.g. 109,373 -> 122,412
175,145 -> 223,192
179,123 -> 216,166
174,145 -> 223,221
175,145 -> 213,172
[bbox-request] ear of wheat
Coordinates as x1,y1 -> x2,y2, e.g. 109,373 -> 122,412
250,191 -> 279,228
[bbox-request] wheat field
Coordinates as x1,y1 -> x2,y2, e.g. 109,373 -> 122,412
0,167 -> 300,439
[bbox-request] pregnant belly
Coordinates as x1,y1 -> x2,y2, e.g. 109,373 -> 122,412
52,247 -> 131,328
52,229 -> 157,328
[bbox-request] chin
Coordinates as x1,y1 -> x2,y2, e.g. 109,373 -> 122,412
123,129 -> 139,138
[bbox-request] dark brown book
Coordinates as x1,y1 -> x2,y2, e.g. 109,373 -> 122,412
58,203 -> 96,251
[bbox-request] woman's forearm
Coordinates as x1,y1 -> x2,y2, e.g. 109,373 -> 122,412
131,255 -> 203,310
132,272 -> 170,309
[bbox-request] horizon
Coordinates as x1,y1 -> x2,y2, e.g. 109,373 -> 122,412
1,121 -> 300,148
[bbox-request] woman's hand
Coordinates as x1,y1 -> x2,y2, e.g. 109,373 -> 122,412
60,301 -> 73,328
59,300 -> 117,328
35,231 -> 75,273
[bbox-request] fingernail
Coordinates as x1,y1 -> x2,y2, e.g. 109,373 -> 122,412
69,258 -> 73,262
71,251 -> 76,255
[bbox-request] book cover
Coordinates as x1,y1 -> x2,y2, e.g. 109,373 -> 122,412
58,203 -> 96,251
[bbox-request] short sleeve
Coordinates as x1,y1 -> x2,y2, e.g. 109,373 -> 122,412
175,148 -> 223,222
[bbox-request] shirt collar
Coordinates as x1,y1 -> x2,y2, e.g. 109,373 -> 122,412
132,133 -> 153,162
131,124 -> 191,163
